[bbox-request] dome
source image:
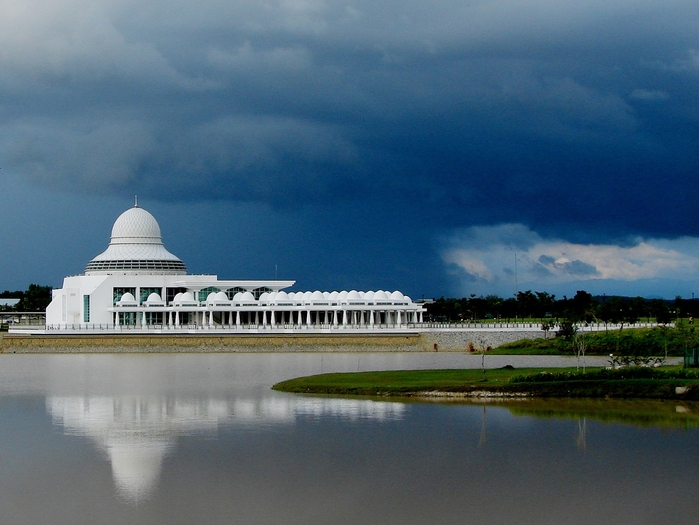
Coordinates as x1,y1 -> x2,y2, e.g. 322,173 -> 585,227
365,291 -> 375,300
374,291 -> 389,300
239,291 -> 255,302
274,291 -> 290,303
118,292 -> 137,304
85,205 -> 187,275
145,293 -> 162,303
110,207 -> 162,244
390,291 -> 405,300
214,292 -> 229,302
347,290 -> 361,300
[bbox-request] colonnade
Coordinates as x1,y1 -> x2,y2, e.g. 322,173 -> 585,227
113,307 -> 425,328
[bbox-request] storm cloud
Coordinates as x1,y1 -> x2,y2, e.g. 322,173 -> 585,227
0,0 -> 697,297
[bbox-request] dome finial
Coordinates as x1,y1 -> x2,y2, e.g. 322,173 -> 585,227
134,195 -> 139,207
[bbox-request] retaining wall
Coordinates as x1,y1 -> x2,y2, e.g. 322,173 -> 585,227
0,329 -> 544,353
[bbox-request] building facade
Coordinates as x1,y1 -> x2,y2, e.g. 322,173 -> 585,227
45,204 -> 425,332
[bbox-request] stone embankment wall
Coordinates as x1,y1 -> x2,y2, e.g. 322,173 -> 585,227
0,330 -> 544,353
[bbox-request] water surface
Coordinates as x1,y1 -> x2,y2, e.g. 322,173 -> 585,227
0,353 -> 695,525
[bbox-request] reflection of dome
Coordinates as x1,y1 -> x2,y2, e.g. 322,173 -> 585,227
85,205 -> 187,275
108,440 -> 170,503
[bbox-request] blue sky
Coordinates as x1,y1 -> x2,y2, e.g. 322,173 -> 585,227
0,0 -> 697,299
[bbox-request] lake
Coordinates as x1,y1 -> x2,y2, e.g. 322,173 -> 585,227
0,353 -> 696,525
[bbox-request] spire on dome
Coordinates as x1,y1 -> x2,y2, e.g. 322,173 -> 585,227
134,195 -> 139,207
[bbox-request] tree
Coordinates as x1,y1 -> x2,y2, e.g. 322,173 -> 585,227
17,284 -> 52,311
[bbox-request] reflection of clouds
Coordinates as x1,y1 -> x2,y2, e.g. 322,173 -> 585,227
46,394 -> 404,503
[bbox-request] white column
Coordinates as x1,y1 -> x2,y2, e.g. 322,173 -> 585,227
271,310 -> 276,327
140,311 -> 146,327
370,310 -> 374,327
397,310 -> 402,325
343,310 -> 348,326
333,311 -> 338,326
236,311 -> 241,327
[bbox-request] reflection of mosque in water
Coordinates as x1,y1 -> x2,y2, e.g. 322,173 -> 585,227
47,395 -> 405,504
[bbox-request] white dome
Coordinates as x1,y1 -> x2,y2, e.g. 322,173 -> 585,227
110,207 -> 162,244
118,292 -> 137,304
303,291 -> 313,301
86,205 -> 186,275
338,291 -> 348,300
259,292 -> 270,302
240,291 -> 255,302
145,293 -> 162,303
206,292 -> 217,303
181,292 -> 195,302
328,291 -> 339,300
365,291 -> 375,300
347,290 -> 361,300
215,291 -> 229,302
390,291 -> 405,300
274,291 -> 290,303
374,291 -> 389,300
310,291 -> 325,302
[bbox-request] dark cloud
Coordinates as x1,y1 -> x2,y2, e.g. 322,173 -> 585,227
0,0 -> 697,295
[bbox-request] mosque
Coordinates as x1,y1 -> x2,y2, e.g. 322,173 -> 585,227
45,203 -> 425,332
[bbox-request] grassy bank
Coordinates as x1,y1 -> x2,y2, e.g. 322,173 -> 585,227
272,366 -> 699,399
491,325 -> 697,356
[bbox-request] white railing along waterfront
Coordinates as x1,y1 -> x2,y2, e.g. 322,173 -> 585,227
7,321 -> 667,334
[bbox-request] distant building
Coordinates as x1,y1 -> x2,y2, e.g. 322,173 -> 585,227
0,299 -> 20,308
44,204 -> 424,331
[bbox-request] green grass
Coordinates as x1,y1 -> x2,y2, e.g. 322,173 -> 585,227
272,366 -> 699,399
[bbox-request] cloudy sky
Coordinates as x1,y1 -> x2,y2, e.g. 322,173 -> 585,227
0,0 -> 697,299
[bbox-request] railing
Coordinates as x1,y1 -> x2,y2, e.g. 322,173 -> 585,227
9,320 -> 668,334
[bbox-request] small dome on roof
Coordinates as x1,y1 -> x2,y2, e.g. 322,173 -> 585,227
118,292 -> 136,303
339,291 -> 348,300
215,291 -> 229,302
274,291 -> 289,303
303,291 -> 313,301
347,290 -> 361,300
374,291 -> 389,300
390,291 -> 404,300
365,291 -> 375,300
404,295 -> 412,303
173,292 -> 183,302
181,292 -> 195,302
146,293 -> 162,303
311,291 -> 325,301
328,291 -> 339,300
239,291 -> 255,302
206,292 -> 217,302
259,292 -> 270,302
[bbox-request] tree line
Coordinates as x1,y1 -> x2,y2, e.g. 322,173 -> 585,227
424,290 -> 694,325
0,284 -> 53,311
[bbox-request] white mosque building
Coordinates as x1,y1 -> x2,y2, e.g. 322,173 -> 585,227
44,203 -> 425,332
